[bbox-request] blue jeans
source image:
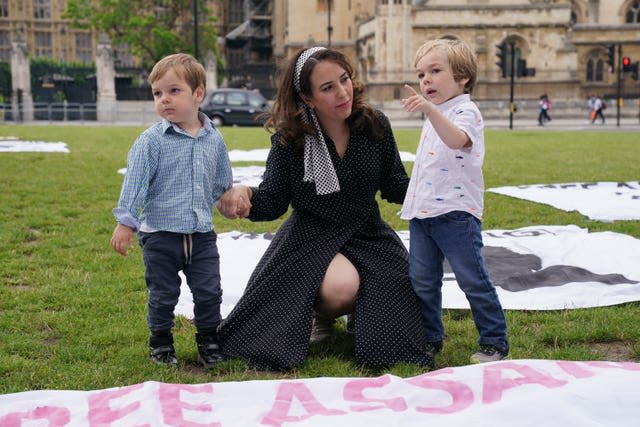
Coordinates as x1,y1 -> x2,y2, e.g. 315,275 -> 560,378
409,212 -> 508,350
138,231 -> 222,334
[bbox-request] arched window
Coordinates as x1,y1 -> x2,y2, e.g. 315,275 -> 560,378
595,59 -> 604,81
626,0 -> 640,23
586,55 -> 606,82
569,0 -> 583,24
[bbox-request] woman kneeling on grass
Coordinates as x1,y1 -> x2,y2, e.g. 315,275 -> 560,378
216,47 -> 431,371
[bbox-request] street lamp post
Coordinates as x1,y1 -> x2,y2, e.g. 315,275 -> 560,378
508,41 -> 515,130
616,43 -> 622,127
192,0 -> 199,60
327,0 -> 333,48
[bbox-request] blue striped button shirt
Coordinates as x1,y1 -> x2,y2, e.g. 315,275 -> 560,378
113,114 -> 232,234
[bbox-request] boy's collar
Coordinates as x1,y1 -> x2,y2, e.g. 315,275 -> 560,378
437,93 -> 471,111
160,112 -> 211,134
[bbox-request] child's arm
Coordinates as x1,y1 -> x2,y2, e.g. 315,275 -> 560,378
111,223 -> 136,256
401,85 -> 471,149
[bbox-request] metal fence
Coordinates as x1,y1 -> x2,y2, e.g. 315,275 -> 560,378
0,101 -> 155,125
1,98 -> 638,125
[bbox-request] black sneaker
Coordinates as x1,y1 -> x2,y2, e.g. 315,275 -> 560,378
423,341 -> 442,370
196,332 -> 224,368
470,344 -> 508,364
309,311 -> 335,343
149,345 -> 177,365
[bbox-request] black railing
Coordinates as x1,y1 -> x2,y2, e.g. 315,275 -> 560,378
1,102 -> 97,121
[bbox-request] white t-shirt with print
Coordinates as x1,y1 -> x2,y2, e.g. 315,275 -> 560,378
400,93 -> 485,221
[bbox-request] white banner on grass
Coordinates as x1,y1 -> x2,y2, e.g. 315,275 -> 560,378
487,181 -> 640,222
0,139 -> 70,153
118,166 -> 267,187
175,225 -> 640,318
120,150 -> 415,182
1,360 -> 639,426
231,165 -> 266,186
228,148 -> 416,163
228,148 -> 271,162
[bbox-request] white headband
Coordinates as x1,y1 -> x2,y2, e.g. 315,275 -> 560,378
294,47 -> 326,93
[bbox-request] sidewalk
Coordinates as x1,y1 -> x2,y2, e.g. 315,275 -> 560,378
391,116 -> 640,131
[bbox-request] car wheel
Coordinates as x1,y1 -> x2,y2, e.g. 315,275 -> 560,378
211,115 -> 224,127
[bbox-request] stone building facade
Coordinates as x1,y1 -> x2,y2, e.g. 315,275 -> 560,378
2,0 -> 639,115
270,0 -> 376,61
0,0 -> 228,67
355,0 -> 640,103
0,0 -> 128,66
266,0 -> 640,105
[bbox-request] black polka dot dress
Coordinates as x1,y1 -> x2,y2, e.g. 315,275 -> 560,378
218,112 -> 429,371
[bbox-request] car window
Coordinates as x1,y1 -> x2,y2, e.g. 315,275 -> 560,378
210,93 -> 226,105
248,93 -> 265,108
227,92 -> 247,106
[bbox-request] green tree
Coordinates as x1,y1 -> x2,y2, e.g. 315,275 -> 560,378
64,0 -> 220,67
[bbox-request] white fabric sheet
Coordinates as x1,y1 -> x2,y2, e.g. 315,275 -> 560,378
488,181 -> 640,222
0,139 -> 69,153
175,225 -> 640,318
1,360 -> 639,426
228,148 -> 416,162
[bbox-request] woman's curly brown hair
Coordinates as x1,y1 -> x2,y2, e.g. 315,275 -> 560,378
263,48 -> 384,154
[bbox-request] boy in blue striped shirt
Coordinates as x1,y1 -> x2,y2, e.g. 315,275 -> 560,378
110,53 -> 233,367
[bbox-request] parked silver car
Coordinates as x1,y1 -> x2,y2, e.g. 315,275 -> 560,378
200,88 -> 270,127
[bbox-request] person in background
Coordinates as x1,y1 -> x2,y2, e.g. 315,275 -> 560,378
110,53 -> 232,367
538,93 -> 552,125
587,94 -> 596,122
400,38 -> 509,365
591,95 -> 606,125
216,47 -> 432,371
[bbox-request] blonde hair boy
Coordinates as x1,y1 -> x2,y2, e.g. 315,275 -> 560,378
400,37 -> 509,366
148,52 -> 207,92
414,38 -> 478,95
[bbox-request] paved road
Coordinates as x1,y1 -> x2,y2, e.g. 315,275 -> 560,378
392,116 -> 640,131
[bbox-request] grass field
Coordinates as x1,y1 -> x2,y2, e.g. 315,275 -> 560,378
0,124 -> 639,394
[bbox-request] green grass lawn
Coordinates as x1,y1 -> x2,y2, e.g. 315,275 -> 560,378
1,124 -> 639,394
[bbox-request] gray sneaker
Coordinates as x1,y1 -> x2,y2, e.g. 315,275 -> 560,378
470,344 -> 508,364
310,312 -> 335,343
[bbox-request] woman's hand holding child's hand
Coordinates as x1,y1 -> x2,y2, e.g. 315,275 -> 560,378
217,185 -> 252,219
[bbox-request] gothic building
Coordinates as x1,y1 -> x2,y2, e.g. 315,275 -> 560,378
2,0 -> 639,108
222,0 -> 640,117
259,0 -> 640,103
0,0 -> 132,67
353,0 -> 640,103
223,0 -> 276,97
